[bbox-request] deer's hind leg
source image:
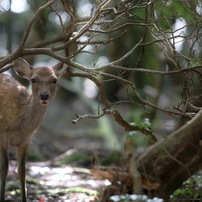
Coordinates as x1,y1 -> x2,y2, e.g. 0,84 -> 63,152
0,146 -> 9,202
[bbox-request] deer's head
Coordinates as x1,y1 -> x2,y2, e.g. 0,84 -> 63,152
13,58 -> 66,106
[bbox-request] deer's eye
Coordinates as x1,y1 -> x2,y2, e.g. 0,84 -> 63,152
52,79 -> 57,84
31,78 -> 37,83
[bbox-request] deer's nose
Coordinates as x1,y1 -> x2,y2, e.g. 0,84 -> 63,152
40,92 -> 49,100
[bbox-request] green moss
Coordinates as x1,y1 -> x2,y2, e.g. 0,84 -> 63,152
27,152 -> 44,162
172,175 -> 202,201
59,152 -> 91,166
47,187 -> 99,196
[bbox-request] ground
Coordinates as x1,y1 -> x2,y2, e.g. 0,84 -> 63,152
5,159 -> 104,202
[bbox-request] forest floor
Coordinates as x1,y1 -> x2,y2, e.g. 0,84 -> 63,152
5,159 -> 104,202
5,150 -> 202,202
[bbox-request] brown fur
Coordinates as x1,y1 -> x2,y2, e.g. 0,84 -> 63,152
0,58 -> 66,202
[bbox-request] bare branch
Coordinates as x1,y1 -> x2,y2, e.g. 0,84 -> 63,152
0,0 -> 56,68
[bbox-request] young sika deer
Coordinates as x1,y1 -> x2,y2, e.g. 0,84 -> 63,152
0,58 -> 66,202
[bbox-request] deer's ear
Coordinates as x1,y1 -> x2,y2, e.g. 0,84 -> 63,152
13,58 -> 33,79
52,62 -> 66,78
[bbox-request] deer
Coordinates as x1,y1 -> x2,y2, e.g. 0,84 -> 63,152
0,58 -> 66,202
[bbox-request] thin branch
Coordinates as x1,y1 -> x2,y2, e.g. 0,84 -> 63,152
0,64 -> 13,73
30,35 -> 65,48
20,0 -> 56,48
0,0 -> 56,68
52,0 -> 114,52
72,113 -> 105,124
68,70 -> 157,143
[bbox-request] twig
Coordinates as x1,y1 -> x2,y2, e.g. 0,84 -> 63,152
0,0 -> 56,68
72,113 -> 105,124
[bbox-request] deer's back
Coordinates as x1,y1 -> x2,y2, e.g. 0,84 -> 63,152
0,74 -> 30,144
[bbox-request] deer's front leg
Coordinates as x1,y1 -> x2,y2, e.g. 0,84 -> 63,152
16,143 -> 29,202
0,146 -> 8,202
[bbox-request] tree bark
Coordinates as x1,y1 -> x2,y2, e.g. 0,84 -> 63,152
135,109 -> 202,199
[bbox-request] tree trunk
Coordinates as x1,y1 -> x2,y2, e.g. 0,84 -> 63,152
135,109 -> 202,199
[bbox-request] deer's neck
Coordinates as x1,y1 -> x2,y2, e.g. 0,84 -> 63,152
20,96 -> 47,134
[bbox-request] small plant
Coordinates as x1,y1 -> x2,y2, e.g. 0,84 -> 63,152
171,174 -> 202,201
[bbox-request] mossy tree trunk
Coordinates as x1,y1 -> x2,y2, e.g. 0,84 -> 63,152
135,109 -> 202,199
